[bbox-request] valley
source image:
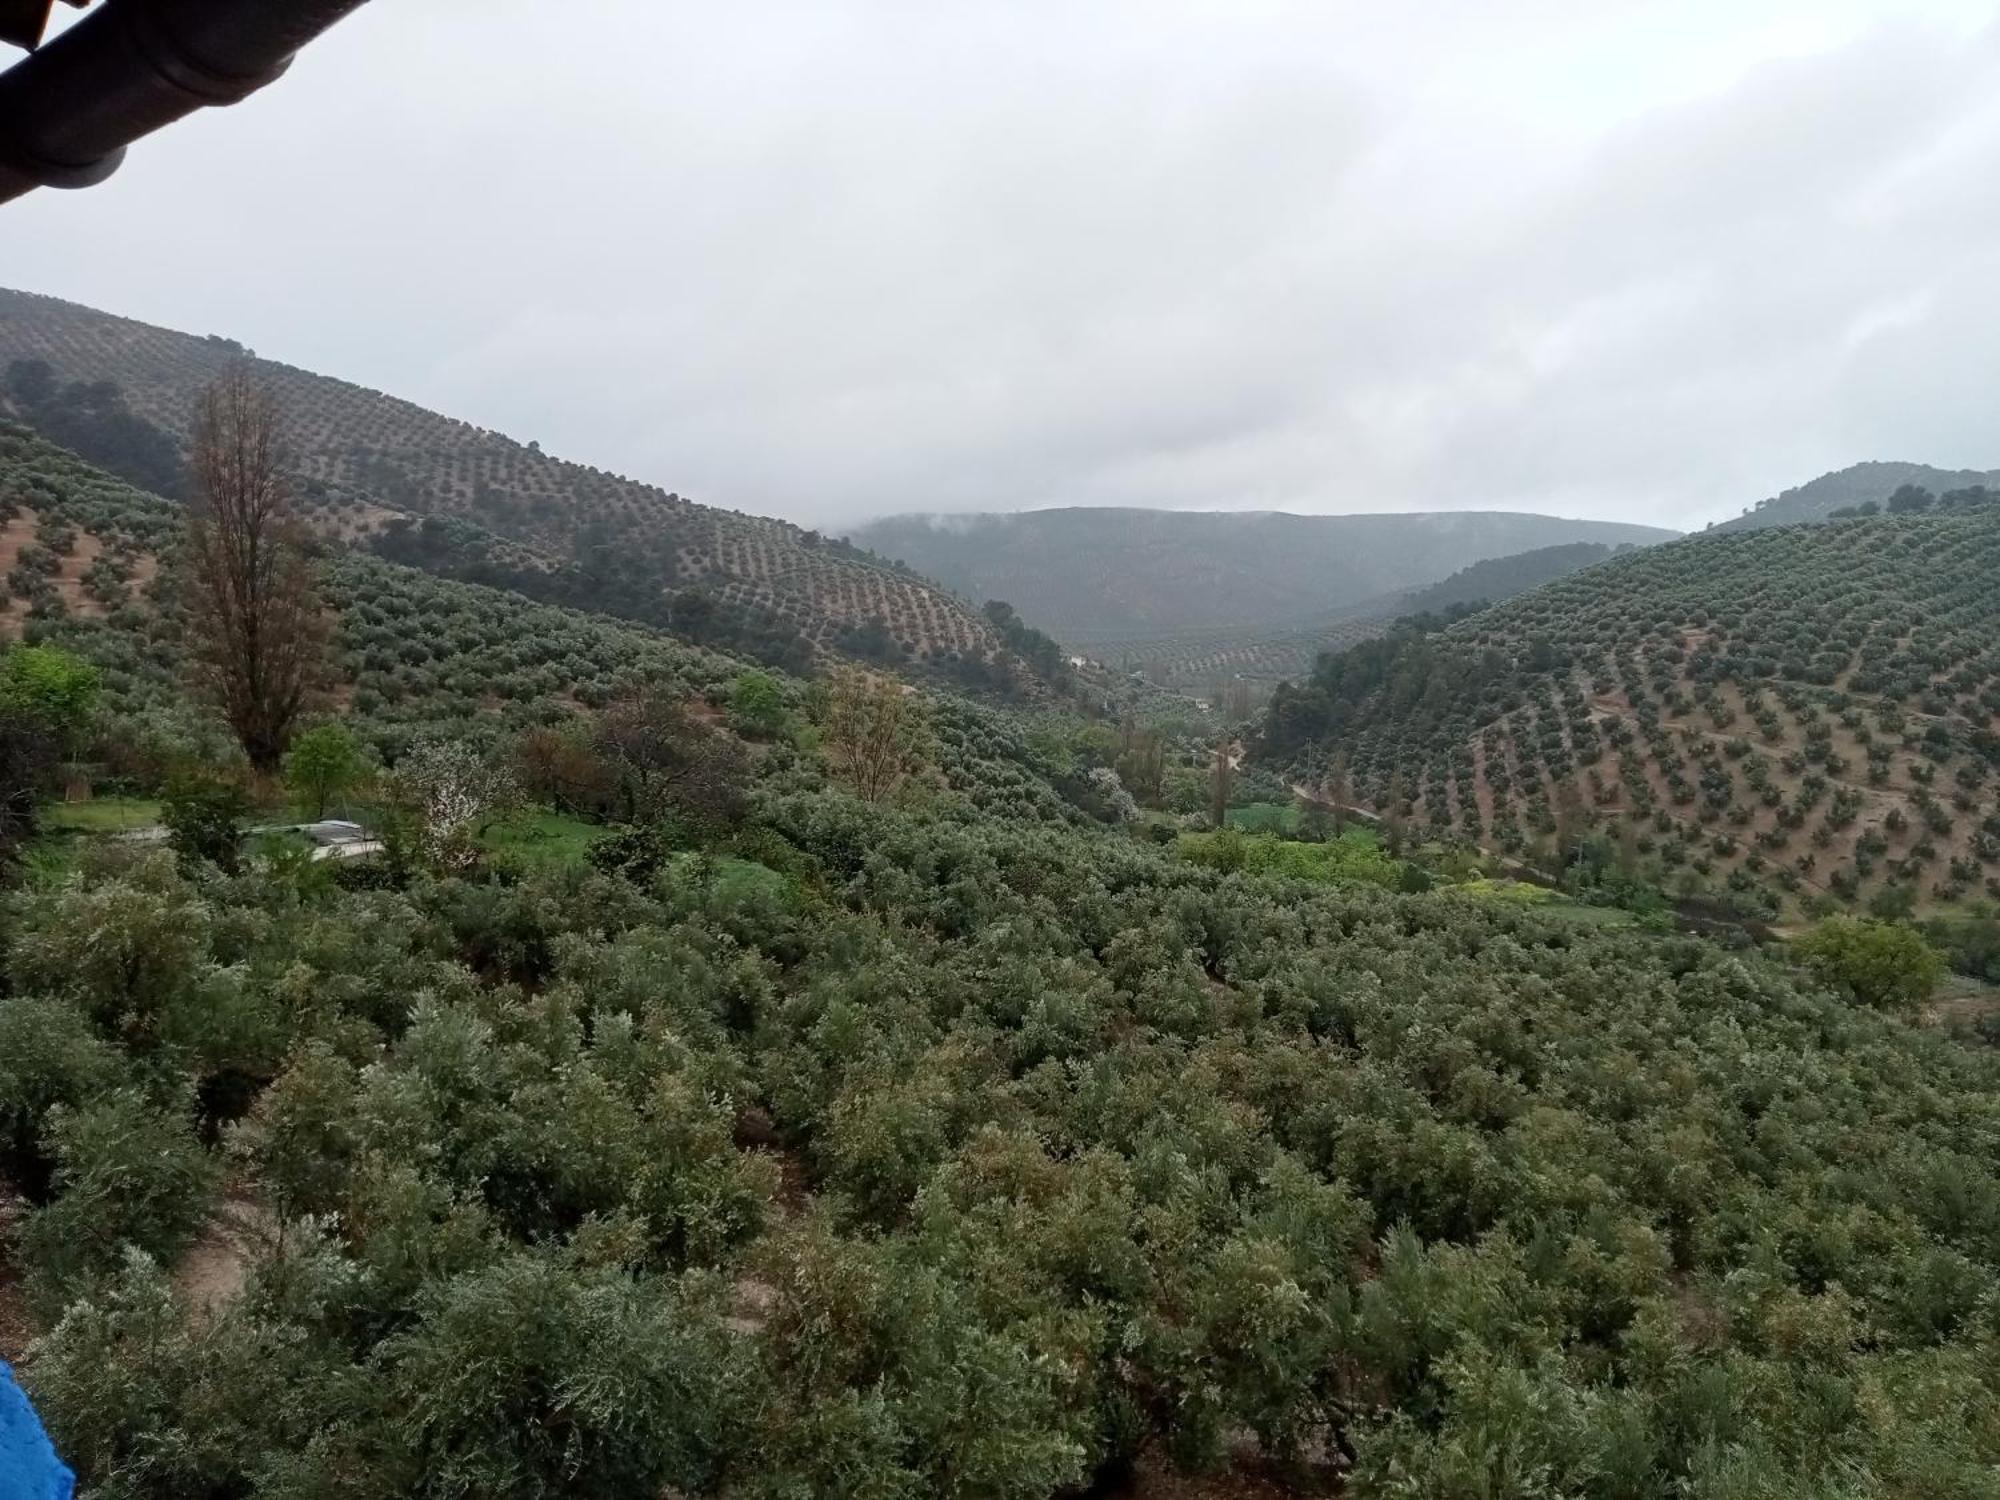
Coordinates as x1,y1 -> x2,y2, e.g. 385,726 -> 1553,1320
2,323 -> 1999,1500
851,505 -> 1675,644
8,6 -> 2000,1496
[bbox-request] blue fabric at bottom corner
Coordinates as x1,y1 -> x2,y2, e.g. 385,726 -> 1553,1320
0,1360 -> 73,1500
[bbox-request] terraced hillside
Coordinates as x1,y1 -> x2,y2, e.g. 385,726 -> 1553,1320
0,289 -> 1006,672
1097,609 -> 1393,697
1265,499 -> 2000,920
0,425 -> 1102,824
0,424 -> 742,731
851,506 -> 1676,643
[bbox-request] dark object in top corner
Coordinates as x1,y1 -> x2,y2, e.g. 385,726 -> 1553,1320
0,0 -> 369,205
0,0 -> 84,54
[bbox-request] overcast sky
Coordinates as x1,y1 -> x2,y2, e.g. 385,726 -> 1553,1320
10,1 -> 2000,531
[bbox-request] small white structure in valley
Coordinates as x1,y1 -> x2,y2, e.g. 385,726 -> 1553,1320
300,820 -> 383,862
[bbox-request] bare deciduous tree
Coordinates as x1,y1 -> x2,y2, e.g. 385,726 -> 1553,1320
181,367 -> 328,771
513,723 -> 614,815
1209,739 -> 1234,830
594,691 -> 750,828
1323,749 -> 1351,837
824,666 -> 929,803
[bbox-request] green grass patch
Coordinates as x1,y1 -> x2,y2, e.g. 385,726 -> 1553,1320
669,852 -> 795,901
1539,901 -> 1638,929
23,797 -> 166,884
1222,802 -> 1387,843
42,796 -> 162,833
1452,878 -> 1636,928
1177,827 -> 1402,889
1455,877 -> 1558,905
478,807 -> 612,871
1226,802 -> 1298,834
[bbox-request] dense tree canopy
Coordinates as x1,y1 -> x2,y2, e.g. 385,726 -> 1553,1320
7,387 -> 2000,1500
1795,917 -> 1947,1014
7,780 -> 2000,1498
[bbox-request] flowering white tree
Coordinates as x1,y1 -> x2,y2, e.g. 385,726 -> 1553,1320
1087,765 -> 1140,824
397,740 -> 517,870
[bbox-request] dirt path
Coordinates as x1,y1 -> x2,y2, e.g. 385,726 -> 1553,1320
0,1179 -> 29,1364
724,1108 -> 811,1339
1925,975 -> 2000,1033
174,1196 -> 277,1323
1101,1436 -> 1340,1498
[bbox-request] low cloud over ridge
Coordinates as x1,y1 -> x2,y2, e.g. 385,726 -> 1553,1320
10,0 -> 2000,531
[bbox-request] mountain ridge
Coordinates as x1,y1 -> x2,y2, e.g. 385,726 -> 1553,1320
0,287 -> 1014,677
849,505 -> 1677,644
1714,459 -> 2000,533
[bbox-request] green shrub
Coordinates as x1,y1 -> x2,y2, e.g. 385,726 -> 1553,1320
18,1089 -> 216,1305
1794,917 -> 1946,1013
162,771 -> 250,874
283,720 -> 368,818
377,1254 -> 743,1499
727,670 -> 790,739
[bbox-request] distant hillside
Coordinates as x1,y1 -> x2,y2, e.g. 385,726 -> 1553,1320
1062,540 -> 1643,698
1401,540 -> 1633,615
0,422 -> 749,738
848,507 -> 1677,644
1715,460 -> 2000,533
1092,608 -> 1392,699
0,424 -> 1109,822
1264,494 -> 2000,921
0,288 -> 1018,680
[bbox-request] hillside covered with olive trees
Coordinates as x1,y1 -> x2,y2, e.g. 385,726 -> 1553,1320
1264,494 -> 2000,925
17,0 -> 2000,1492
0,289 -> 1027,681
1070,542 -> 1641,701
4,411 -> 2000,1500
1715,461 -> 2000,534
3,319 -> 1999,1500
4,323 -> 1999,1500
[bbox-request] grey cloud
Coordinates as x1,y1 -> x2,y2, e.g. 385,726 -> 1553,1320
7,1 -> 1999,531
